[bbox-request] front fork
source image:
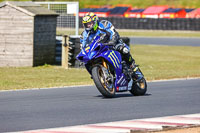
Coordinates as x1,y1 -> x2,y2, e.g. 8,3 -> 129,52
85,59 -> 110,78
102,59 -> 109,78
102,59 -> 108,68
101,59 -> 114,83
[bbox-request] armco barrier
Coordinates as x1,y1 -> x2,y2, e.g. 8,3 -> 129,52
56,36 -> 130,67
79,17 -> 200,31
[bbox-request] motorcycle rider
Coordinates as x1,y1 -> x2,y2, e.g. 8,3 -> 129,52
80,12 -> 141,80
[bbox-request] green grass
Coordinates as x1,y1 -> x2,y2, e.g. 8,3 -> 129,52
0,65 -> 92,90
131,45 -> 200,80
118,30 -> 200,37
1,45 -> 200,91
57,28 -> 200,37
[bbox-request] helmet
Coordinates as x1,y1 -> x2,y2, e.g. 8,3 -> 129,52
82,12 -> 99,31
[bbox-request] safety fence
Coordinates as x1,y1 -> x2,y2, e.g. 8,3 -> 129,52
34,2 -> 200,34
34,2 -> 199,33
35,2 -> 79,36
79,17 -> 200,31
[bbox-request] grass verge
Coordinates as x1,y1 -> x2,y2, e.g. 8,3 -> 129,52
131,45 -> 200,80
57,28 -> 200,38
0,45 -> 200,91
118,29 -> 200,37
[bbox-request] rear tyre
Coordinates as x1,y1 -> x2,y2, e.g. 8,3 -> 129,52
129,78 -> 147,96
92,66 -> 115,98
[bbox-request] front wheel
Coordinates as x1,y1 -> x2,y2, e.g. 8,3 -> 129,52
129,78 -> 147,96
92,66 -> 115,98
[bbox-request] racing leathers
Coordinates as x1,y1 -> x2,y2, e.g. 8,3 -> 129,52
80,20 -> 135,67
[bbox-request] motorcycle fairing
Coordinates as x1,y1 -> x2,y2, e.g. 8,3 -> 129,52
95,50 -> 131,92
76,36 -> 131,92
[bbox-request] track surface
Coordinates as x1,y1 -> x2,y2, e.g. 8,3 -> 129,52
0,78 -> 200,132
130,37 -> 200,46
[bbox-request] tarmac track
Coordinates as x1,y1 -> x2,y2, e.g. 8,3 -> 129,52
0,78 -> 200,132
130,37 -> 200,46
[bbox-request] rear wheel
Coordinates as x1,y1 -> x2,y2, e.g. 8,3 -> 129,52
92,66 -> 115,98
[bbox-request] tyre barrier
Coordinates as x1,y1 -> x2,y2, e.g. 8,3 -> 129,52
57,16 -> 200,30
78,17 -> 200,31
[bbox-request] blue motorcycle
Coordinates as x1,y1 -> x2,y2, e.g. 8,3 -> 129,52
76,34 -> 147,98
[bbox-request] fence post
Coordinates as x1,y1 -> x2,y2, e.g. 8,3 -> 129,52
62,35 -> 69,69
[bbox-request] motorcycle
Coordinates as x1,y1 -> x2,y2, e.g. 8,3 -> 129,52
76,34 -> 147,98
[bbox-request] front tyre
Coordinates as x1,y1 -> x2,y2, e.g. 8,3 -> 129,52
92,66 -> 115,98
129,78 -> 147,96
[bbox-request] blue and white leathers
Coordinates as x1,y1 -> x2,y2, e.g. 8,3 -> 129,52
81,21 -> 115,48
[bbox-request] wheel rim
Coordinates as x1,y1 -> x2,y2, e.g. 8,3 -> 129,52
98,68 -> 115,94
137,79 -> 146,90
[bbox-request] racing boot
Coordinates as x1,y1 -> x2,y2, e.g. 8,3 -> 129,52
125,53 -> 143,81
130,63 -> 143,81
119,45 -> 143,81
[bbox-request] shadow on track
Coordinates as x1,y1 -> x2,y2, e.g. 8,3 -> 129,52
95,93 -> 151,99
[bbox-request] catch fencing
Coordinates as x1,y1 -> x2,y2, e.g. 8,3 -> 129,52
35,2 -> 79,36
34,2 -> 200,32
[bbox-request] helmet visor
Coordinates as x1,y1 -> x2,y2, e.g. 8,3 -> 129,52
83,21 -> 94,30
